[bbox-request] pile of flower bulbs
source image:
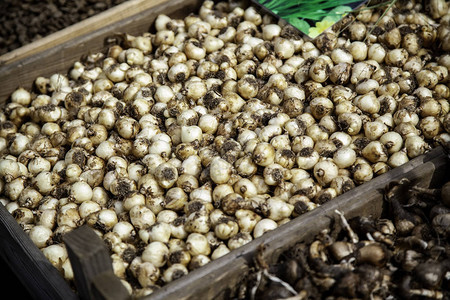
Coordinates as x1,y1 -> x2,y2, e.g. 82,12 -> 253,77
0,0 -> 449,296
240,178 -> 450,300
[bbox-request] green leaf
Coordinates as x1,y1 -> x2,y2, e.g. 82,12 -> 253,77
276,0 -> 364,16
258,0 -> 368,23
286,17 -> 311,33
322,15 -> 340,23
328,5 -> 353,15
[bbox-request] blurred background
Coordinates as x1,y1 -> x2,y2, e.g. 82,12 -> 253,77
0,0 -> 129,55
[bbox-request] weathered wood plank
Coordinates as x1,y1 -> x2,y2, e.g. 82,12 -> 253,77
92,272 -> 131,300
0,204 -> 77,299
64,225 -> 129,300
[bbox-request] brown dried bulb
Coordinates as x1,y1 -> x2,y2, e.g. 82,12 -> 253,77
357,243 -> 390,267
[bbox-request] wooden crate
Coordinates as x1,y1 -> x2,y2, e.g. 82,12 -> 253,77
0,0 -> 449,299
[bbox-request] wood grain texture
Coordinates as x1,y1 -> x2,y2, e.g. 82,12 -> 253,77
0,0 -> 202,105
92,272 -> 131,300
64,225 -> 129,300
0,204 -> 77,299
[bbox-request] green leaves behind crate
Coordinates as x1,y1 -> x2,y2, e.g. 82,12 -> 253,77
256,0 -> 367,37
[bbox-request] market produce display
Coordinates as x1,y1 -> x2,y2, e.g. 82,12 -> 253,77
0,0 -> 129,55
0,0 -> 449,298
239,176 -> 450,299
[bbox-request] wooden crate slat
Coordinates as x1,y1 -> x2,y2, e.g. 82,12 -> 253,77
64,225 -> 129,300
92,272 -> 131,300
0,204 -> 77,299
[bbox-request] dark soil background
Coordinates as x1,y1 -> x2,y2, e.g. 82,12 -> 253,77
0,0 -> 129,55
